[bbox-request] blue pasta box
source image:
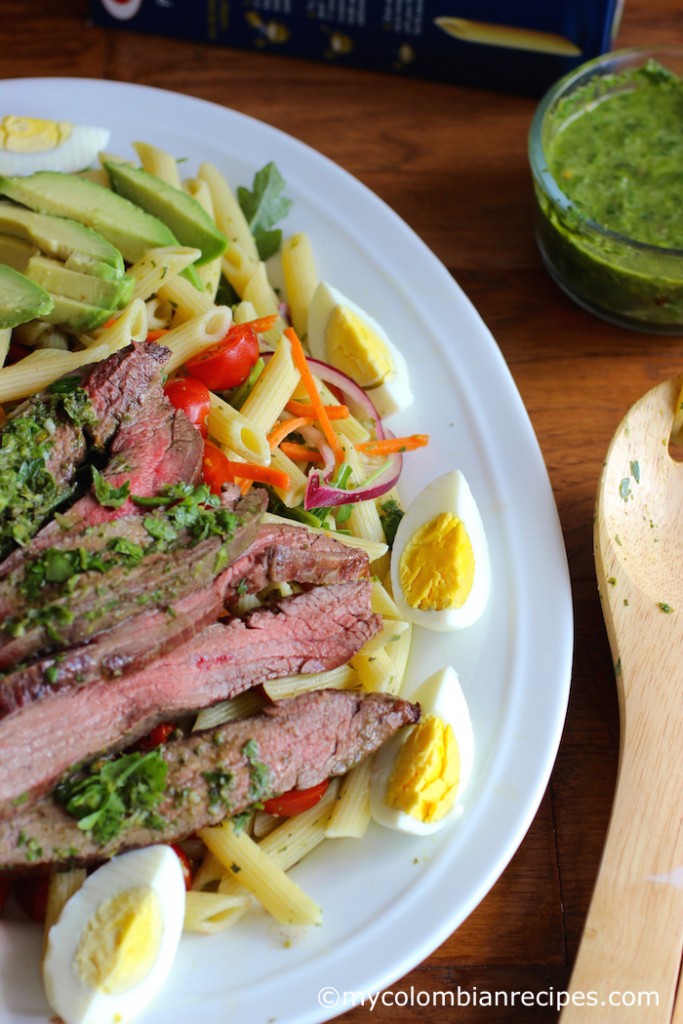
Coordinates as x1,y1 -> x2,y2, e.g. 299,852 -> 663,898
89,0 -> 624,96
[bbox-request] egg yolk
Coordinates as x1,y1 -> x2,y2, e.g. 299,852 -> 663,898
398,511 -> 475,610
74,886 -> 163,994
386,714 -> 460,822
0,116 -> 72,153
325,304 -> 394,388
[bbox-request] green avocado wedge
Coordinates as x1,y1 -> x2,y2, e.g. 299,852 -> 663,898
0,264 -> 54,329
104,161 -> 228,265
26,254 -> 135,311
0,171 -> 177,265
0,201 -> 125,279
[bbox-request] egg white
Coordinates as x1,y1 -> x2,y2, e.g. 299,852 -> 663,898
43,845 -> 186,1024
370,665 -> 475,835
0,121 -> 110,176
390,469 -> 491,631
306,280 -> 413,418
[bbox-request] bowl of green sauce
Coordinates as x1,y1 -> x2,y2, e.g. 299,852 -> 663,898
529,46 -> 683,334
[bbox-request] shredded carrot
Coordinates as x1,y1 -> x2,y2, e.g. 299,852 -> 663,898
225,459 -> 290,490
355,434 -> 430,455
146,328 -> 170,342
101,317 -> 118,329
244,314 -> 279,334
280,442 -> 325,465
285,328 -> 345,467
285,400 -> 350,420
266,415 -> 315,450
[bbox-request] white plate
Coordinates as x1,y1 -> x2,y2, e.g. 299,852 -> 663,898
0,79 -> 573,1024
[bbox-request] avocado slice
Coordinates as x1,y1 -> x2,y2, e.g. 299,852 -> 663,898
0,264 -> 54,329
104,161 -> 228,266
0,172 -> 177,264
42,293 -> 117,332
0,233 -> 35,272
0,200 -> 124,279
25,254 -> 135,311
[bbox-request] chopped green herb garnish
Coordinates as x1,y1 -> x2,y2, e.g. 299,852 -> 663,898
379,498 -> 404,547
242,738 -> 270,804
92,466 -> 131,509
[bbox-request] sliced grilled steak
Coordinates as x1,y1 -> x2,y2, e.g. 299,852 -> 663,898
0,490 -> 267,671
0,689 -> 419,872
0,580 -> 382,815
223,521 -> 371,604
0,343 -> 172,562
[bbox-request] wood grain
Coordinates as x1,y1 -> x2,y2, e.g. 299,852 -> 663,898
3,0 -> 682,1018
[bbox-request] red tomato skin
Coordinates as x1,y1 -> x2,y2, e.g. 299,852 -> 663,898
15,875 -> 50,923
164,377 -> 211,438
186,324 -> 259,391
202,440 -> 234,495
137,721 -> 176,751
263,779 -> 329,817
170,844 -> 193,891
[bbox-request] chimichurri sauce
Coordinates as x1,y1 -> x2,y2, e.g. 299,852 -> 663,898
547,61 -> 683,248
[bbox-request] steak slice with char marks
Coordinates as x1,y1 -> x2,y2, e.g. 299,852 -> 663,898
0,689 -> 419,873
0,580 -> 382,815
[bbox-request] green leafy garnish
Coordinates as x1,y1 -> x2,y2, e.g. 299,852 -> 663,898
55,749 -> 168,846
237,162 -> 292,260
378,498 -> 404,547
242,738 -> 270,804
92,466 -> 131,509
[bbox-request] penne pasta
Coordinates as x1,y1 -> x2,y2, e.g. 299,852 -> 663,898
183,891 -> 252,934
128,246 -> 202,303
240,334 -> 300,432
199,819 -> 322,926
159,273 -> 215,322
351,647 -> 395,693
207,392 -> 271,465
371,578 -> 403,619
242,261 -> 288,345
0,328 -> 11,367
162,305 -> 232,373
192,690 -> 267,732
133,140 -> 182,188
43,868 -> 87,956
385,622 -> 413,696
79,296 -> 148,349
262,511 -> 389,562
221,243 -> 260,298
356,619 -> 410,656
262,663 -> 360,701
198,161 -> 259,261
325,758 -> 372,839
281,232 -> 317,338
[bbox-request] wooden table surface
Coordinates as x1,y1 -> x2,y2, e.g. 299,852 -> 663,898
3,1 -> 682,1021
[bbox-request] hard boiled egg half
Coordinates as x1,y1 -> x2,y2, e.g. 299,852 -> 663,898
0,116 -> 109,175
390,468 -> 491,631
43,845 -> 186,1024
306,280 -> 413,418
370,665 -> 474,834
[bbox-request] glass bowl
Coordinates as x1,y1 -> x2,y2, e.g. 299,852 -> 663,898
529,46 -> 683,334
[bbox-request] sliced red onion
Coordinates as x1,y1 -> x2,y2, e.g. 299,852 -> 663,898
305,358 -> 386,441
298,423 -> 336,478
304,449 -> 402,509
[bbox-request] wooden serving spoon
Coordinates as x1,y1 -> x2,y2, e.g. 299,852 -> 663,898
561,376 -> 683,1022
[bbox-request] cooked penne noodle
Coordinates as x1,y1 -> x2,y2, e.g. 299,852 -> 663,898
128,246 -> 202,303
281,232 -> 317,338
159,273 -> 216,322
199,819 -> 322,926
76,167 -> 110,187
357,619 -> 410,655
262,663 -> 360,701
133,140 -> 182,188
269,446 -> 307,505
221,243 -> 260,298
219,780 -> 339,898
192,690 -> 267,732
0,302 -> 146,403
351,647 -> 395,693
242,261 -> 288,345
79,296 -> 147,349
191,849 -> 229,893
207,392 -> 271,465
145,295 -> 174,331
240,334 -> 300,432
163,306 -> 232,373
385,622 -> 413,696
182,178 -> 223,299
198,160 -> 259,261
184,891 -> 252,934
371,578 -> 402,619
43,868 -> 87,955
233,299 -> 259,324
325,758 -> 372,839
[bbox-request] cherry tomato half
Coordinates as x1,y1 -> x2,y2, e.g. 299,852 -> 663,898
164,376 -> 211,438
186,322 -> 259,392
170,844 -> 193,891
263,779 -> 329,818
15,875 -> 50,923
137,721 -> 176,751
202,440 -> 235,495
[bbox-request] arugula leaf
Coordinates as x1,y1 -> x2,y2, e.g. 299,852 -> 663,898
237,162 -> 292,260
378,498 -> 404,547
55,749 -> 168,846
92,466 -> 131,509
